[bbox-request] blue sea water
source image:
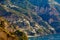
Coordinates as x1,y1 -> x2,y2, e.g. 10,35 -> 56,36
29,34 -> 60,40
55,0 -> 60,4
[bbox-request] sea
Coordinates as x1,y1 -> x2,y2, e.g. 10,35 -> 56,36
29,34 -> 60,40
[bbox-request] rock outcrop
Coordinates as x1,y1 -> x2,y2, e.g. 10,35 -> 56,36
0,17 -> 28,40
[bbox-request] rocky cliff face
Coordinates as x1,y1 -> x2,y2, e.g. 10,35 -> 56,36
0,17 -> 28,40
0,0 -> 57,36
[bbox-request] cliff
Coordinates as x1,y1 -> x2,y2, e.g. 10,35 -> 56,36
0,17 -> 28,40
0,0 -> 57,37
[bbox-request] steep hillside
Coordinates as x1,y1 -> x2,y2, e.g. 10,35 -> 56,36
0,17 -> 28,40
0,0 -> 57,36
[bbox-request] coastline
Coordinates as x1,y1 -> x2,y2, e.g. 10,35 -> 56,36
28,35 -> 40,37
